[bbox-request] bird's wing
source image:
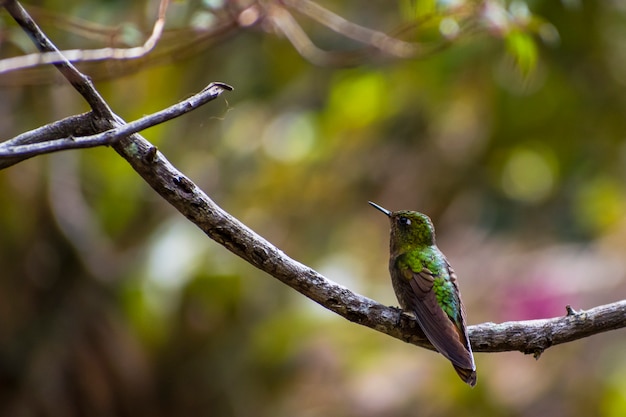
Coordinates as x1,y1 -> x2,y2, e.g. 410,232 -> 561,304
400,262 -> 475,371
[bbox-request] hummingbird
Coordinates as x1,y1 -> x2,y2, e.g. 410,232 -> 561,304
369,201 -> 477,386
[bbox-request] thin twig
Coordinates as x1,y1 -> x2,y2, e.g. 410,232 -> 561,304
0,112 -> 95,169
0,82 -> 233,162
284,0 -> 419,57
0,0 -> 170,74
1,112 -> 95,148
268,1 -> 460,67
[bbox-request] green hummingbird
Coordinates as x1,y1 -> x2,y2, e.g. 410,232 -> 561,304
369,201 -> 477,387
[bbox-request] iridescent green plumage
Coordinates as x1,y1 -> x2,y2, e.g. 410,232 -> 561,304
369,201 -> 477,387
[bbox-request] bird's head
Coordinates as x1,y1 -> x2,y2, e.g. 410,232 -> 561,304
369,202 -> 436,252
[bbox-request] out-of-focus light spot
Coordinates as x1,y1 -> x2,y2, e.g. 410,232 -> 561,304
262,111 -> 316,162
141,219 -> 209,317
119,23 -> 143,47
146,219 -> 205,289
439,18 -> 460,39
190,11 -> 217,30
238,6 -> 261,27
437,0 -> 465,9
501,146 -> 558,204
202,0 -> 224,9
434,96 -> 487,163
509,1 -> 530,22
328,71 -> 387,130
316,254 -> 365,295
574,177 -> 626,235
539,23 -> 560,45
482,0 -> 510,33
222,102 -> 266,155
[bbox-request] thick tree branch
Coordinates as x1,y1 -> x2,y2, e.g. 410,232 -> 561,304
84,130 -> 626,355
4,0 -> 625,358
470,301 -> 626,355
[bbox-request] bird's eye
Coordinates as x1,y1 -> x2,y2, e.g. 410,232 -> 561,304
399,216 -> 411,226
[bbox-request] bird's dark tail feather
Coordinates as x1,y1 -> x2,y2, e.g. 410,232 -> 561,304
454,365 -> 477,387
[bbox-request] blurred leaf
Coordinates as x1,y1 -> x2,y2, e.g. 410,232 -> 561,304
326,70 -> 389,131
400,0 -> 438,20
505,30 -> 538,75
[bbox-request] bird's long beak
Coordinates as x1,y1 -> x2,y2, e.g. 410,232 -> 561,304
368,201 -> 391,217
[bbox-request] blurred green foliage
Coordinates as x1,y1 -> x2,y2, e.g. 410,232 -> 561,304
1,0 -> 626,416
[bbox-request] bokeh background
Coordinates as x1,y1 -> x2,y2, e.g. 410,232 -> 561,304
1,0 -> 626,416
